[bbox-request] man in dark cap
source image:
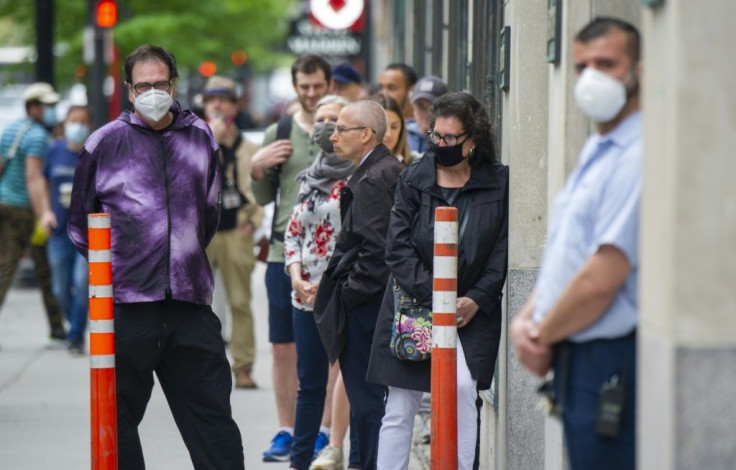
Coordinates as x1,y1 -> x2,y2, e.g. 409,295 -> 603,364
406,76 -> 448,155
331,63 -> 368,102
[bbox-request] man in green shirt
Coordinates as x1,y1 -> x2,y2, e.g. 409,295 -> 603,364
250,53 -> 331,462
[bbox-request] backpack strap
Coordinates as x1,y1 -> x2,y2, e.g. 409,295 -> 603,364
269,114 -> 293,243
0,121 -> 35,180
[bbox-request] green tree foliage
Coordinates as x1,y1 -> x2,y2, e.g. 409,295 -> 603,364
0,0 -> 296,86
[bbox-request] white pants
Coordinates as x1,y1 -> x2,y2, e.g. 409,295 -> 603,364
376,339 -> 479,470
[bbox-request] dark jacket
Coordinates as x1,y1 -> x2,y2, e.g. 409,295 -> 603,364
314,144 -> 405,361
366,151 -> 509,391
68,103 -> 221,305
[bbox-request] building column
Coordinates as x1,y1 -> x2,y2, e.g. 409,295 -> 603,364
640,2 -> 736,469
494,0 -> 550,469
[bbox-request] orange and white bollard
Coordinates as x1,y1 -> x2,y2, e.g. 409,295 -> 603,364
431,207 -> 458,470
88,213 -> 118,470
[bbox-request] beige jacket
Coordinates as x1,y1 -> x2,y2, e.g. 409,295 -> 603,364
234,138 -> 264,230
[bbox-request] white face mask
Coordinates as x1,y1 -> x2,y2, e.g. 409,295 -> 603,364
573,67 -> 628,123
134,89 -> 173,123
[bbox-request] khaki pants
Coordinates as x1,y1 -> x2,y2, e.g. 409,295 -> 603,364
206,229 -> 256,371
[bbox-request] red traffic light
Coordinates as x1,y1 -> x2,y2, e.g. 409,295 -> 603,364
198,61 -> 217,77
231,50 -> 248,66
96,0 -> 117,28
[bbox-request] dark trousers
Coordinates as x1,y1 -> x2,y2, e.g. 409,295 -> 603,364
339,303 -> 386,470
115,300 -> 244,470
555,332 -> 637,470
291,307 -> 330,469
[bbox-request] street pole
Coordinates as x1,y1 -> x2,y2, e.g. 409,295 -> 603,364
89,0 -> 108,130
35,0 -> 54,85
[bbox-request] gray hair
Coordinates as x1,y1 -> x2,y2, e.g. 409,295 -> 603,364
345,100 -> 387,143
316,94 -> 350,110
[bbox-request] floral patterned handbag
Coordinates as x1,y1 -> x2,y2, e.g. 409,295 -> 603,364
389,279 -> 433,361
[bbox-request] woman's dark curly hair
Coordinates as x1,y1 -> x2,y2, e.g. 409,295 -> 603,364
430,92 -> 497,164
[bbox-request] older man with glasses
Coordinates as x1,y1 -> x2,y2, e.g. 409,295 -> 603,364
312,100 -> 404,470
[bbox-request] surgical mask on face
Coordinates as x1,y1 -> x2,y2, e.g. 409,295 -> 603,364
313,122 -> 336,154
573,67 -> 628,123
134,89 -> 173,123
42,106 -> 58,127
64,122 -> 90,145
429,142 -> 466,167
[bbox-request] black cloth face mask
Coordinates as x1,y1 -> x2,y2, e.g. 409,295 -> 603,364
430,142 -> 466,167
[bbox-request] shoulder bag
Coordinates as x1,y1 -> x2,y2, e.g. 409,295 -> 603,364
389,278 -> 433,361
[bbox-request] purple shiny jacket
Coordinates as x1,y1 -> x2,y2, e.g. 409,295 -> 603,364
68,103 -> 220,305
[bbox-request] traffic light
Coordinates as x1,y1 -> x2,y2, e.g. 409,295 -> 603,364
231,50 -> 248,66
198,61 -> 217,77
95,0 -> 117,28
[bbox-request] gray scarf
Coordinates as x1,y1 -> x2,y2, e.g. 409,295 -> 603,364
296,151 -> 356,201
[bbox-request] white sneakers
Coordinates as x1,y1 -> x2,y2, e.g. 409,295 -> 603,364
310,444 -> 344,470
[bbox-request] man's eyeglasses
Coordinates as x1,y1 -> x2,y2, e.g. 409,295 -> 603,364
428,130 -> 468,146
335,126 -> 375,136
129,80 -> 173,94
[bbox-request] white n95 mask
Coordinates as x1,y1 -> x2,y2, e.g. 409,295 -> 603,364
134,89 -> 173,123
573,67 -> 627,123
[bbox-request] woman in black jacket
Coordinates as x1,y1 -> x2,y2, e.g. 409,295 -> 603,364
367,92 -> 508,470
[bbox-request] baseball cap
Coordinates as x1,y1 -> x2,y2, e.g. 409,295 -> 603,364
411,76 -> 448,104
22,82 -> 60,104
202,75 -> 238,101
332,63 -> 362,84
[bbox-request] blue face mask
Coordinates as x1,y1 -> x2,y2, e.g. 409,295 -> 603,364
42,106 -> 58,127
64,122 -> 90,145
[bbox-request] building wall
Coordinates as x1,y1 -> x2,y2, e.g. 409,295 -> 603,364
497,0 -> 550,469
640,1 -> 736,468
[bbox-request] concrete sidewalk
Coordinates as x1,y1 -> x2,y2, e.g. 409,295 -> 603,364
0,262 -> 429,469
0,267 -> 281,469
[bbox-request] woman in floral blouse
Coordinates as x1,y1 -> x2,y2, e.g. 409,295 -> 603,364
284,95 -> 356,470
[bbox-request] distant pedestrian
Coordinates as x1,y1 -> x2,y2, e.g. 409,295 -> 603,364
510,17 -> 642,470
331,63 -> 368,102
372,93 -> 412,164
43,105 -> 92,355
250,53 -> 332,463
0,82 -> 66,341
202,75 -> 264,390
68,44 -> 244,469
367,92 -> 509,470
314,100 -> 405,470
378,63 -> 417,120
406,76 -> 448,155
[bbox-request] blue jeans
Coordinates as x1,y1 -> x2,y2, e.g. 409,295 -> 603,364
555,332 -> 637,470
290,307 -> 330,469
46,234 -> 88,342
265,262 -> 295,343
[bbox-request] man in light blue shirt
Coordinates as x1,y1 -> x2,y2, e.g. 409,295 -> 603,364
511,17 -> 642,470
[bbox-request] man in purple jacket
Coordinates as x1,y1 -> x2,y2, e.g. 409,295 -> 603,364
68,45 -> 244,470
